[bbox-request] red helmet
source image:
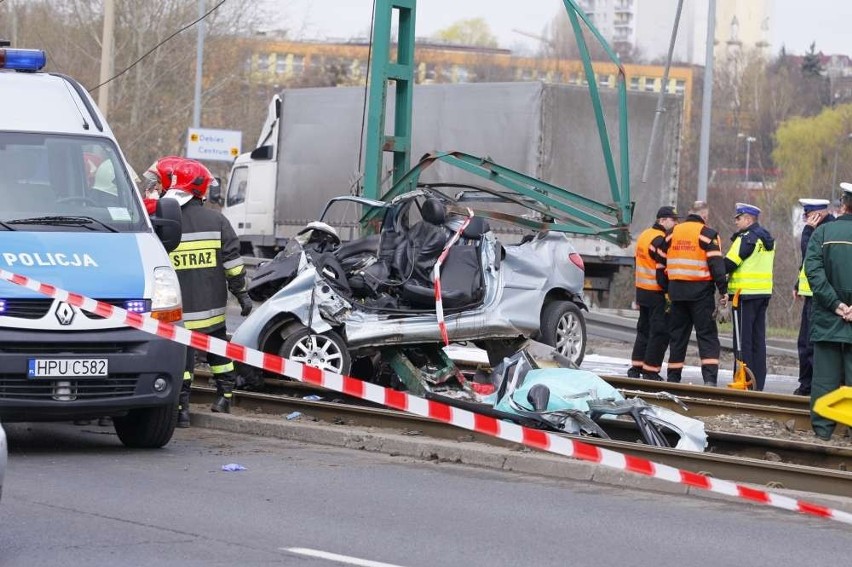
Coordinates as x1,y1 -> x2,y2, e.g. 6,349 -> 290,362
170,159 -> 215,200
141,155 -> 184,195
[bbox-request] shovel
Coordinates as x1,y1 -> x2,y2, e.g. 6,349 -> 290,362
727,290 -> 755,390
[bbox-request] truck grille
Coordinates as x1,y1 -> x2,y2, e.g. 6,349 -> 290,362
0,375 -> 138,400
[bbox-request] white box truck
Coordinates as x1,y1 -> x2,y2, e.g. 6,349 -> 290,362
221,81 -> 682,296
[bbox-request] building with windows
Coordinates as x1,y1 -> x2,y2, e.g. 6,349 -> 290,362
579,0 -> 771,66
242,38 -> 695,127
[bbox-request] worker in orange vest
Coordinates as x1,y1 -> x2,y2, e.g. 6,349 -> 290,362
628,206 -> 679,381
662,201 -> 728,386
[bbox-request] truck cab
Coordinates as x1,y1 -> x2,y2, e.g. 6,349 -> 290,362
0,47 -> 185,448
222,96 -> 281,257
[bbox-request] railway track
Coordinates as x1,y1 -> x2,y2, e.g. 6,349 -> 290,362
191,378 -> 852,498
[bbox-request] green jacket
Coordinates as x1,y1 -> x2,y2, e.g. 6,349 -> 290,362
804,214 -> 852,343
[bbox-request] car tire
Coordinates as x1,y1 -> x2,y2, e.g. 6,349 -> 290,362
540,301 -> 586,366
113,403 -> 178,448
279,328 -> 352,375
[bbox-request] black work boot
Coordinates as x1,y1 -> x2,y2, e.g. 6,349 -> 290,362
642,371 -> 664,381
666,369 -> 682,383
211,375 -> 235,413
701,365 -> 719,387
627,366 -> 642,378
177,385 -> 191,428
211,394 -> 231,413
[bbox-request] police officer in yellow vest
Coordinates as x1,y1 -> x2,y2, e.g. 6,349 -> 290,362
724,203 -> 775,391
793,198 -> 834,395
628,206 -> 678,381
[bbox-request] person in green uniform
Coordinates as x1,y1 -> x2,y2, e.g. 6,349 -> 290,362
804,183 -> 852,440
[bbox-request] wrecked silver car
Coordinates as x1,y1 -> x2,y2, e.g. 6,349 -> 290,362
232,189 -> 587,381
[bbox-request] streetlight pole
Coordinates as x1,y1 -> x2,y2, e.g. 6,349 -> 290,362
744,135 -> 756,183
192,0 -> 206,129
697,0 -> 717,202
97,0 -> 115,119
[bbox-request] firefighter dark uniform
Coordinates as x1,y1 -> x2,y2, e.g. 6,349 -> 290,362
629,206 -> 677,381
149,158 -> 252,426
663,205 -> 727,385
172,197 -> 250,418
724,203 -> 775,391
794,199 -> 834,396
804,184 -> 852,440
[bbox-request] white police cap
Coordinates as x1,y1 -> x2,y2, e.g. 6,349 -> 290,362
799,198 -> 830,213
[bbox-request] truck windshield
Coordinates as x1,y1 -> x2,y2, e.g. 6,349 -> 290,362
0,132 -> 148,232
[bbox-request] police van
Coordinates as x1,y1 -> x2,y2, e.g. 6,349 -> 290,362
0,45 -> 186,448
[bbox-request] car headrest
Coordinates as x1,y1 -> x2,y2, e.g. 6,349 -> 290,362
461,216 -> 490,240
421,197 -> 446,225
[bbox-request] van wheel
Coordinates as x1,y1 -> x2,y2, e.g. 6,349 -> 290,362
113,404 -> 178,448
279,328 -> 351,375
540,301 -> 586,366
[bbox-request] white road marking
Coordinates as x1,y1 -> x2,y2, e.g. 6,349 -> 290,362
282,548 -> 407,567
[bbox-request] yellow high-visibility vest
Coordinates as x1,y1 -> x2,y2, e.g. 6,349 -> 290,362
797,265 -> 812,297
726,234 -> 775,294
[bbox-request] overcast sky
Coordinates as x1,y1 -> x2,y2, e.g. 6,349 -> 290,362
266,0 -> 852,57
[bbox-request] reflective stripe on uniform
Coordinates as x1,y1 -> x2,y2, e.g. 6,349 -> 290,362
210,361 -> 235,374
182,231 -> 222,242
183,371 -> 192,381
184,307 -> 227,330
700,358 -> 720,365
225,264 -> 245,277
173,239 -> 221,252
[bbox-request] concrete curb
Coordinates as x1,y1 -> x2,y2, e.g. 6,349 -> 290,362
190,409 -> 852,515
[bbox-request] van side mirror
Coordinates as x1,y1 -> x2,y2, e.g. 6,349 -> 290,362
209,180 -> 222,205
152,197 -> 182,252
250,145 -> 273,160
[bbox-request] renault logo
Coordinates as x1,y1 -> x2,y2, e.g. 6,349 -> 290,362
55,302 -> 75,326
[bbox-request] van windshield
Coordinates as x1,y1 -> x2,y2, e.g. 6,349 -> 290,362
0,132 -> 148,232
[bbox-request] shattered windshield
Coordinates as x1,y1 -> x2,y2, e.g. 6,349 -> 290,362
0,132 -> 148,232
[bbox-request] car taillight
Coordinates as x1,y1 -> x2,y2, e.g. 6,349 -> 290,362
569,252 -> 584,271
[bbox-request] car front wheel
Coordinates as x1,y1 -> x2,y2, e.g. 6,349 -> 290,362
279,327 -> 352,375
540,301 -> 586,366
113,403 -> 178,448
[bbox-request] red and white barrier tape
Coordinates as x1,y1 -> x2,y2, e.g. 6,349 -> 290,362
433,209 -> 473,346
2,267 -> 850,526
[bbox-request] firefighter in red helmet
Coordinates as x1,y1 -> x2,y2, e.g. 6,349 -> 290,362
154,157 -> 253,425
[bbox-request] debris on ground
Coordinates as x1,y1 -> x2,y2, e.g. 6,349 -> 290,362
702,413 -> 852,447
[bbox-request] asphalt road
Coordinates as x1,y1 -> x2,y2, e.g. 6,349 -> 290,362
1,422 -> 849,566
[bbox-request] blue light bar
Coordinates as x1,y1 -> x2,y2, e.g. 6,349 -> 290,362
124,300 -> 147,314
0,299 -> 5,314
0,48 -> 47,72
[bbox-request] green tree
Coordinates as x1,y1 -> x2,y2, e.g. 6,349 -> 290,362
772,103 -> 852,204
432,18 -> 498,48
801,42 -> 823,77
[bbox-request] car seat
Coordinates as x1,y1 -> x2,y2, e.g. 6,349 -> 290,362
398,210 -> 488,309
392,197 -> 449,285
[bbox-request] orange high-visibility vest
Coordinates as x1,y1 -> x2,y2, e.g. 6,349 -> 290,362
635,226 -> 665,291
666,221 -> 713,282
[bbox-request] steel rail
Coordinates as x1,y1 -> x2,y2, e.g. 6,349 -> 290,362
191,384 -> 852,498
